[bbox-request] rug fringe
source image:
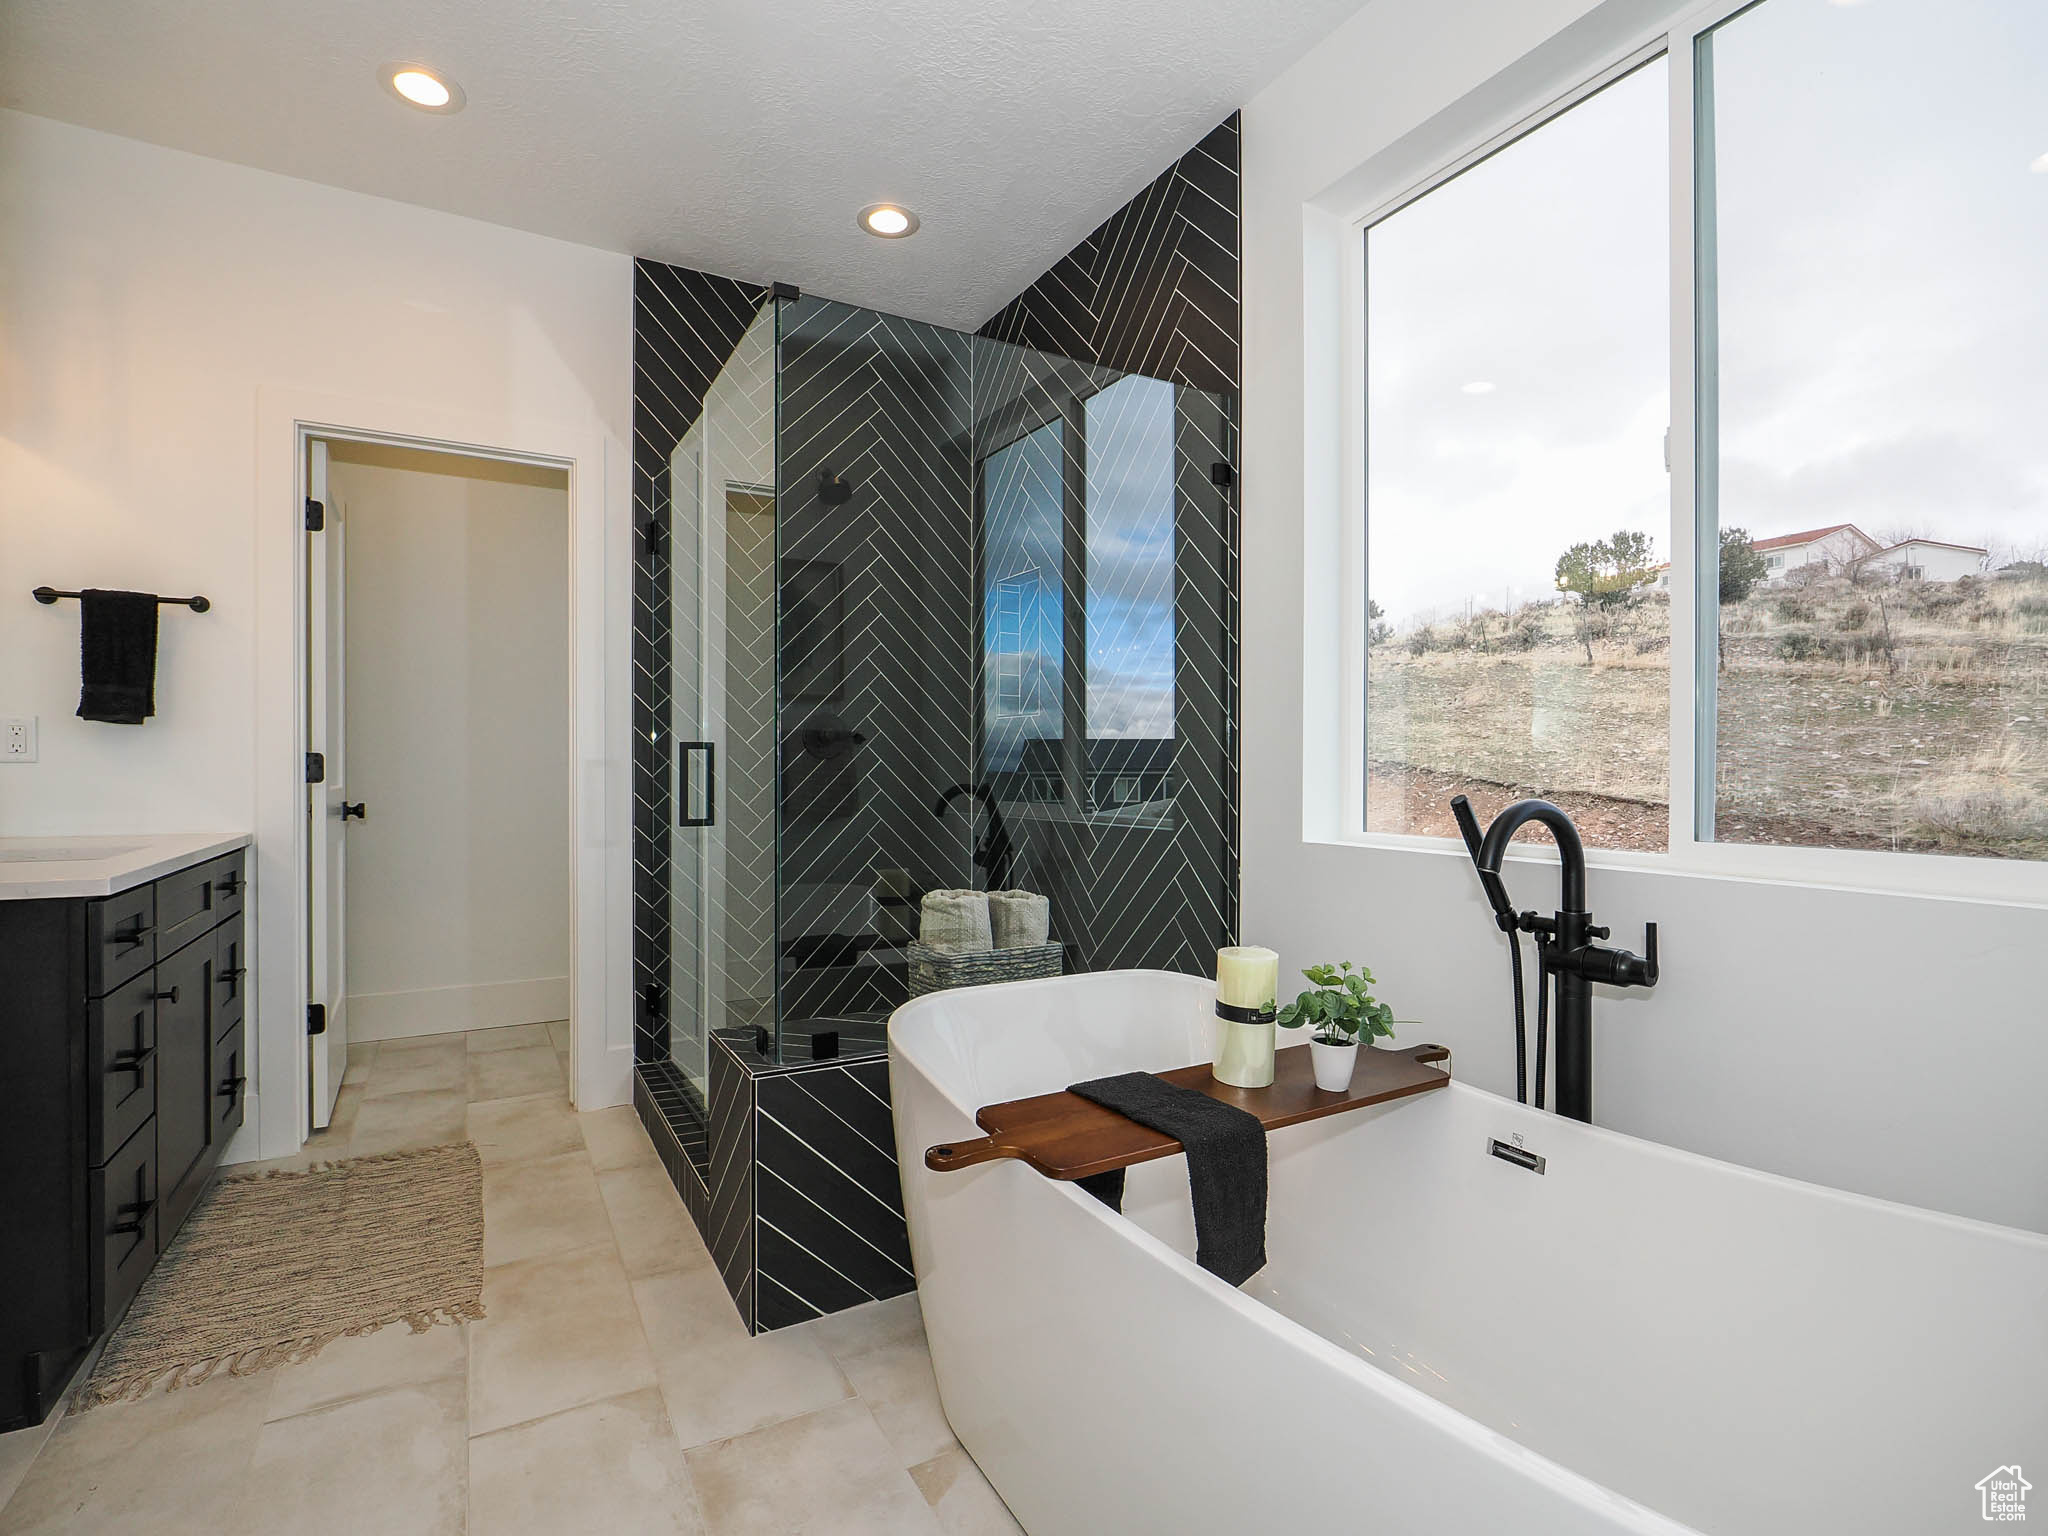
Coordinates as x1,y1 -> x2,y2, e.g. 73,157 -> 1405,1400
77,1300 -> 489,1410
223,1140 -> 482,1182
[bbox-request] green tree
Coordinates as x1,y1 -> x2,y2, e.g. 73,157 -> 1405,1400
1555,530 -> 1656,610
1719,527 -> 1768,605
1555,530 -> 1656,664
1367,598 -> 1393,648
1555,530 -> 1657,611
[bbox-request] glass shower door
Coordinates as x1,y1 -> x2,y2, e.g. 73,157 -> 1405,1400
668,303 -> 777,1098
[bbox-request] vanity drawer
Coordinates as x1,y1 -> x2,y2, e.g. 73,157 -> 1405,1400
89,971 -> 159,1167
90,1120 -> 158,1334
212,1021 -> 247,1144
203,850 -> 246,925
85,885 -> 156,999
155,860 -> 224,960
212,912 -> 246,1039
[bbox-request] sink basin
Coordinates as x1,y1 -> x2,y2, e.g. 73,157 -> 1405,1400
0,842 -> 149,864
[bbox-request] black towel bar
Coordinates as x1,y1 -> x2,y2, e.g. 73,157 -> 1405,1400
33,587 -> 210,613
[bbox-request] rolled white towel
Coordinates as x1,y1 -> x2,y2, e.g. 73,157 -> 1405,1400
987,889 -> 1050,950
919,889 -> 993,953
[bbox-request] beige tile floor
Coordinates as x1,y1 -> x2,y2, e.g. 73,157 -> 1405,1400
0,1020 -> 1023,1536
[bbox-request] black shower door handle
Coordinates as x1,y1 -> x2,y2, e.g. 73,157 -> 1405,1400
679,742 -> 716,827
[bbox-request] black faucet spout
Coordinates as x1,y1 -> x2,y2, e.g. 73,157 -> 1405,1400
1473,798 -> 1587,913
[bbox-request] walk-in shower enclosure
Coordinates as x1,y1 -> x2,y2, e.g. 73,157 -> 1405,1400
631,270 -> 1238,1327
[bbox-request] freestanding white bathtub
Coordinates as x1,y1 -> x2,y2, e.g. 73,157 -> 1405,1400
890,970 -> 2046,1536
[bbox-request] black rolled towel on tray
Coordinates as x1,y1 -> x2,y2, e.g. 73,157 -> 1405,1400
1067,1072 -> 1268,1286
76,589 -> 161,725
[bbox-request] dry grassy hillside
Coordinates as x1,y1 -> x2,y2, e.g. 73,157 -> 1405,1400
1367,568 -> 2048,858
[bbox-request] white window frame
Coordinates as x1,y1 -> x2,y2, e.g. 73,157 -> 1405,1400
1331,0 -> 2048,909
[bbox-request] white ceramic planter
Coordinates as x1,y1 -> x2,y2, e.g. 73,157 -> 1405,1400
1310,1037 -> 1357,1092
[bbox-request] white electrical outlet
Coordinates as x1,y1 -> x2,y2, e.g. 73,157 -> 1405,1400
2,717 -> 38,762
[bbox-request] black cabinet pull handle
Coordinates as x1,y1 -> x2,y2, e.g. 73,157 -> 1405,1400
218,1073 -> 247,1099
110,1044 -> 158,1076
217,966 -> 247,988
110,1196 -> 157,1237
217,874 -> 242,895
341,801 -> 367,821
114,923 -> 155,950
145,986 -> 180,1005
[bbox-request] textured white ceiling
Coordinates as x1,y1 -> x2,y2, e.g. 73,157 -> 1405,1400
0,0 -> 1366,330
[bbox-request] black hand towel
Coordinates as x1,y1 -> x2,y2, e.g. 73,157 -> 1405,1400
76,589 -> 160,725
1068,1072 -> 1268,1286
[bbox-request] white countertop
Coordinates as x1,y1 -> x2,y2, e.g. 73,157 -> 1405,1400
0,833 -> 252,901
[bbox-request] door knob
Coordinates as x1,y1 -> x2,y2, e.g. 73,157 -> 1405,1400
341,801 -> 367,821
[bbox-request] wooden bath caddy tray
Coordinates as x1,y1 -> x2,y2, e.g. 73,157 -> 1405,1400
924,1042 -> 1451,1181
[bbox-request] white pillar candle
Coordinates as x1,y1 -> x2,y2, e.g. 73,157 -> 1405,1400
1213,946 -> 1280,1088
1215,946 -> 1279,1011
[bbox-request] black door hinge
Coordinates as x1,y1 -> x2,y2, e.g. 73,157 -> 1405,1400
305,497 -> 325,532
1210,461 -> 1235,489
306,751 -> 325,784
307,1002 -> 327,1037
770,280 -> 801,302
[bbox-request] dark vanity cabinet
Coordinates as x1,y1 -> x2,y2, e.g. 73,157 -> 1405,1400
0,846 -> 247,1430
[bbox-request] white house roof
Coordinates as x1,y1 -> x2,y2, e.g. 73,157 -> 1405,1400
1878,538 -> 1988,556
1750,523 -> 1878,554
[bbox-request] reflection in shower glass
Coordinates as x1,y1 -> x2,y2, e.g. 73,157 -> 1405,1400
981,419 -> 1065,794
1084,373 -> 1177,824
971,337 -> 1231,972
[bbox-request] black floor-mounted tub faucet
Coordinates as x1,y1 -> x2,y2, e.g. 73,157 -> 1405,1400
1451,796 -> 1659,1123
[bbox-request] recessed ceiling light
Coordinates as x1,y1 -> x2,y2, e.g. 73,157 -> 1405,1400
2032,152 -> 2048,175
858,204 -> 919,239
383,63 -> 465,114
1462,380 -> 1497,395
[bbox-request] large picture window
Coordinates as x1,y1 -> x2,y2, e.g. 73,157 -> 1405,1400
1366,61 -> 1669,850
1697,0 -> 2048,860
1358,0 -> 2048,874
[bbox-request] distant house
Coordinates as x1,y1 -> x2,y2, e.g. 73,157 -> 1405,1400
1868,537 -> 1987,583
1642,523 -> 1987,593
1752,524 -> 1883,583
1651,522 -> 1885,592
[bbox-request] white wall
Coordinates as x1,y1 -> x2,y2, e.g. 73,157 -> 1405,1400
0,110 -> 634,1145
1239,0 -> 2047,1233
331,448 -> 571,1039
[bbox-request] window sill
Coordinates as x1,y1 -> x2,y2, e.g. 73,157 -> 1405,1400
1316,828 -> 2048,911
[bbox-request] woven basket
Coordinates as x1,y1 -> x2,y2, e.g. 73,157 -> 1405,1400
906,939 -> 1064,998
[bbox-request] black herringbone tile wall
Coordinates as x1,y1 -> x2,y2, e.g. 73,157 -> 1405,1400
775,297 -> 977,1024
978,115 -> 1240,396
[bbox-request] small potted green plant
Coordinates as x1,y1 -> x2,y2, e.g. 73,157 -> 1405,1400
1277,962 -> 1397,1092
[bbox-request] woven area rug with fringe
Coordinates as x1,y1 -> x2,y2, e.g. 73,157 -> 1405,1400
83,1141 -> 485,1407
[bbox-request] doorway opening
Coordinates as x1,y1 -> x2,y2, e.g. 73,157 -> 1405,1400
305,436 -> 573,1131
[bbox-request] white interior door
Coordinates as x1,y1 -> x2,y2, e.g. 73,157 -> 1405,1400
307,440 -> 350,1129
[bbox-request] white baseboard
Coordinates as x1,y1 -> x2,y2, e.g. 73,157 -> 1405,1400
348,976 -> 571,1042
219,1093 -> 263,1165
